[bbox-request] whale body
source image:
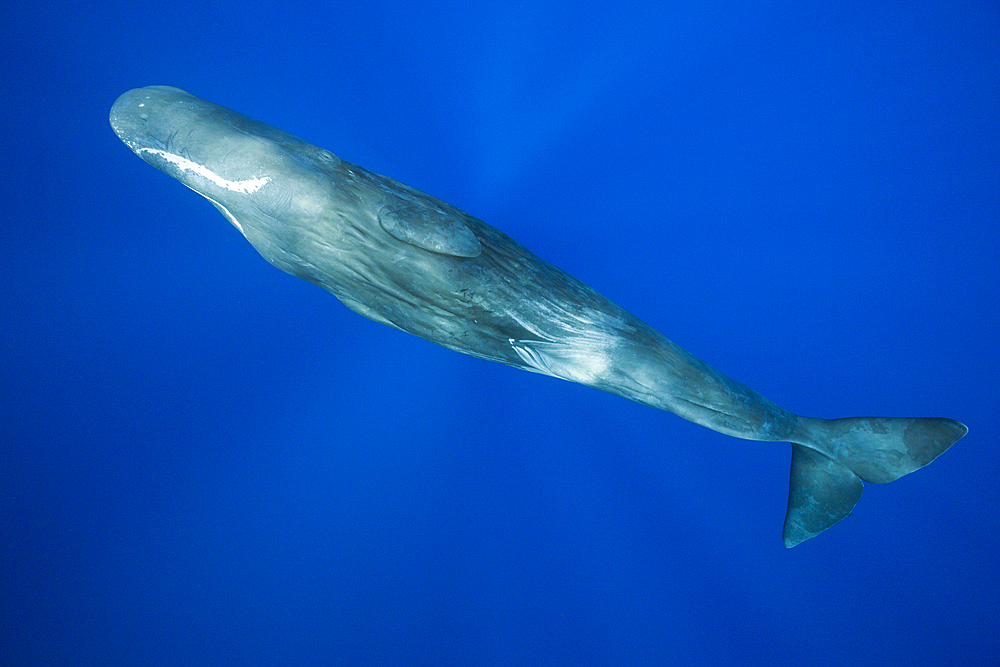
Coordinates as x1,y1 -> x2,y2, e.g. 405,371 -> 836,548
110,86 -> 967,547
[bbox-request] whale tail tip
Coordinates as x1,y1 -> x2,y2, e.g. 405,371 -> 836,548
782,416 -> 967,547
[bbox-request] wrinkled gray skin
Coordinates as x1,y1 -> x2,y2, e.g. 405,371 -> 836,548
110,86 -> 967,547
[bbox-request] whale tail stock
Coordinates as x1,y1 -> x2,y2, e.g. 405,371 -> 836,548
782,416 -> 968,547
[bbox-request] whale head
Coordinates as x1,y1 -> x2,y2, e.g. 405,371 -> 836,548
110,86 -> 348,276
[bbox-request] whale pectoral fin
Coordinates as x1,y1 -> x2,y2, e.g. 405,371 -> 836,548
783,444 -> 864,548
378,203 -> 482,258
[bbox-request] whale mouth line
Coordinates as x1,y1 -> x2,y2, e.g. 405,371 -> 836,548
137,147 -> 272,194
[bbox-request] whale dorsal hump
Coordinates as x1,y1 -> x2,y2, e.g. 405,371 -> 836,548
378,203 -> 482,258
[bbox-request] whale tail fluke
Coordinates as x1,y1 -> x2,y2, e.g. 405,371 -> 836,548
783,416 -> 967,547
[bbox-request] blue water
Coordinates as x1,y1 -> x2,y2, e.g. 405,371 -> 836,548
3,2 -> 997,665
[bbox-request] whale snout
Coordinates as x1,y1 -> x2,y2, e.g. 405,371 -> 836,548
110,86 -> 199,152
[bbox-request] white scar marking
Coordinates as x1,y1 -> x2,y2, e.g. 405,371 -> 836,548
137,148 -> 271,194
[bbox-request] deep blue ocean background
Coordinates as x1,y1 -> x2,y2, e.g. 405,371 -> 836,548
3,2 -> 998,665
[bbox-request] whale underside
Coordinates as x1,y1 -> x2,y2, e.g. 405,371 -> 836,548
110,86 -> 967,547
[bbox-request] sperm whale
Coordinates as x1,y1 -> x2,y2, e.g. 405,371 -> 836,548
110,86 -> 967,546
